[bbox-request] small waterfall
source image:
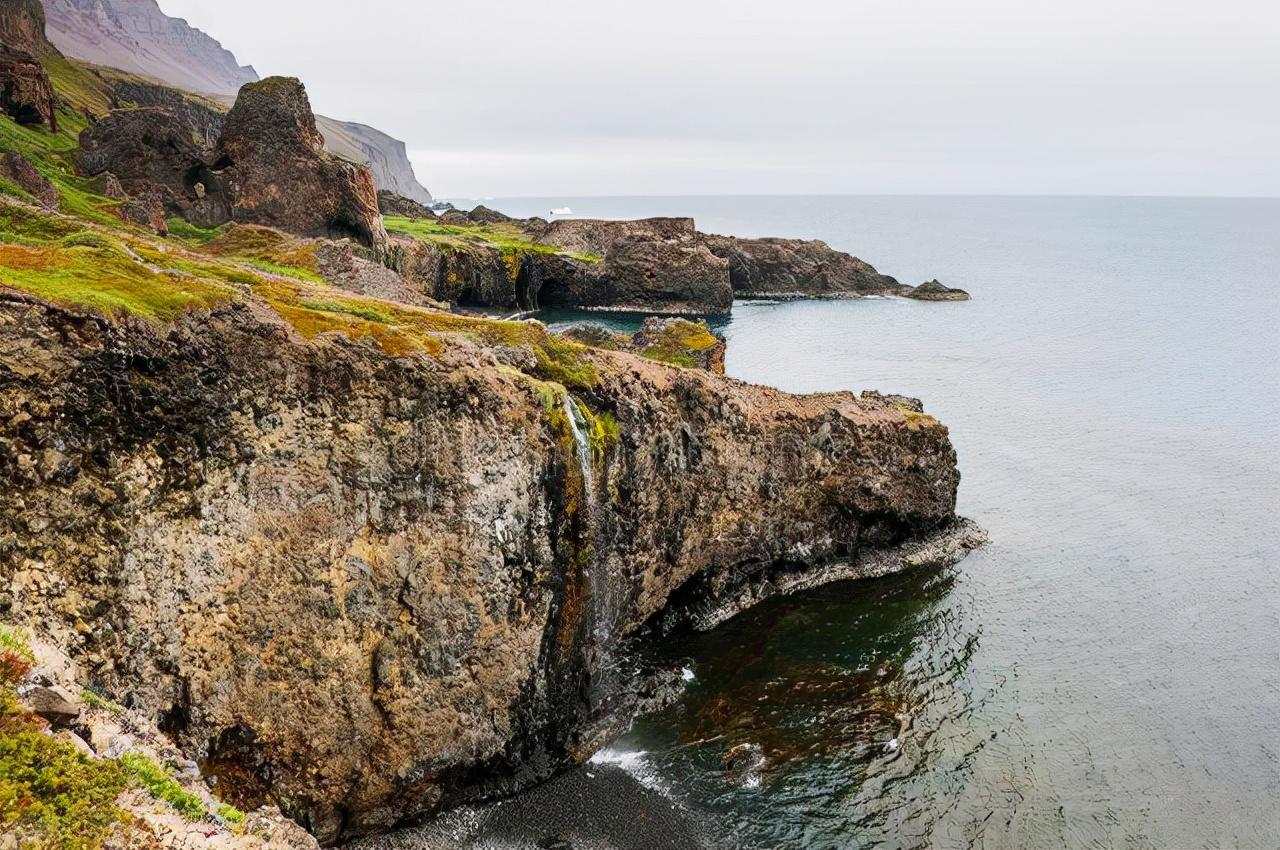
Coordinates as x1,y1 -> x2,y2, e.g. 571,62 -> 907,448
562,394 -> 617,645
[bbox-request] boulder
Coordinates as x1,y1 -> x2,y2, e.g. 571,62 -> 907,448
218,77 -> 387,254
76,107 -> 209,203
1,150 -> 58,208
467,204 -> 512,224
906,279 -> 971,301
25,683 -> 82,726
701,234 -> 908,298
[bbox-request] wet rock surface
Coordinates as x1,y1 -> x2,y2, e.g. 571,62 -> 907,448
0,291 -> 976,843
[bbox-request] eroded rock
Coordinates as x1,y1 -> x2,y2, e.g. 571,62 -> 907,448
0,293 -> 977,843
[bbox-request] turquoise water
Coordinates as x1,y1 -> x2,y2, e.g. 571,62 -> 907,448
393,196 -> 1280,849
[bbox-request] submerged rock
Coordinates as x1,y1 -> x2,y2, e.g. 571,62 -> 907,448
0,292 -> 978,843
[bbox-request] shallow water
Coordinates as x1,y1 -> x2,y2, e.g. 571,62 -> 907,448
379,196 -> 1280,849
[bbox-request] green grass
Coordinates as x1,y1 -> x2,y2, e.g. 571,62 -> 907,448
385,215 -> 602,264
164,217 -> 223,246
0,116 -> 120,226
0,238 -> 235,321
80,689 -> 125,715
119,752 -> 205,820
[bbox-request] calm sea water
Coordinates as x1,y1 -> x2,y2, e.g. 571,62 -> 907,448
379,196 -> 1280,849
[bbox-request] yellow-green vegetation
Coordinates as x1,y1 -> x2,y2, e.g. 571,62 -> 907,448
0,627 -> 130,850
118,752 -> 205,820
80,689 -> 125,715
895,404 -> 939,431
385,215 -> 602,264
639,319 -> 720,368
0,226 -> 235,321
217,802 -> 245,827
199,224 -> 324,282
0,107 -> 120,226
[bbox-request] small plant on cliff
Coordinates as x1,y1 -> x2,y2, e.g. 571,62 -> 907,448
118,752 -> 206,820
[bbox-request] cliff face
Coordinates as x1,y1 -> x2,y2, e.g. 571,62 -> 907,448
316,116 -> 433,206
42,0 -> 257,95
0,290 -> 979,843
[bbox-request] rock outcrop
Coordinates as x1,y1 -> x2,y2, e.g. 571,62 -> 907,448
218,77 -> 387,253
562,317 -> 727,373
701,234 -> 909,299
906,279 -> 971,301
563,236 -> 733,315
377,190 -> 436,220
75,76 -> 388,250
0,291 -> 978,844
0,0 -> 56,57
0,0 -> 57,131
112,78 -> 225,147
2,149 -> 59,208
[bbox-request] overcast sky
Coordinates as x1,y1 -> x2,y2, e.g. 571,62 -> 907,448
161,0 -> 1278,199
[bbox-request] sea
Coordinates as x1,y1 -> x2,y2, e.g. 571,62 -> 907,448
362,195 -> 1280,850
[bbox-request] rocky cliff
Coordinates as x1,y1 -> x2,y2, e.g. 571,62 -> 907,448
37,0 -> 434,204
0,272 -> 981,842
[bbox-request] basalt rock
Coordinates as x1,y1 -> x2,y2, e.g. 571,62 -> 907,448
111,79 -> 225,148
906,279 -> 971,301
549,235 -> 733,315
76,107 -> 210,200
218,77 -> 387,254
0,0 -> 56,57
536,217 -> 697,257
0,291 -> 978,844
701,234 -> 909,299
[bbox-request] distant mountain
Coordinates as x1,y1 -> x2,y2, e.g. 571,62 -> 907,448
42,0 -> 257,95
316,116 -> 433,205
40,0 -> 432,203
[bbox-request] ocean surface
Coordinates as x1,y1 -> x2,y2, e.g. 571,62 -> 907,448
370,196 -> 1280,849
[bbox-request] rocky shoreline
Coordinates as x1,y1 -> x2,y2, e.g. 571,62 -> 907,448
0,4 -> 983,845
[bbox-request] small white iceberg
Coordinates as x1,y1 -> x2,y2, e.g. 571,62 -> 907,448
549,206 -> 573,216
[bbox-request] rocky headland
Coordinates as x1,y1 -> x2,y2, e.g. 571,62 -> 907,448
0,5 -> 983,846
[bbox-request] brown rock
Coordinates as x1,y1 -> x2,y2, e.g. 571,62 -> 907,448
702,233 -> 908,298
218,77 -> 387,254
906,279 -> 971,301
26,684 -> 82,726
376,190 -> 436,220
0,46 -> 57,131
1,150 -> 59,208
0,294 -> 977,842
